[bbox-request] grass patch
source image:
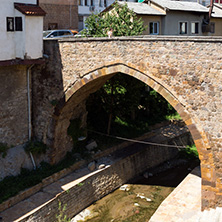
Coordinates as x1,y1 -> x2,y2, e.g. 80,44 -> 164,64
165,112 -> 182,121
178,144 -> 199,160
25,140 -> 48,155
56,202 -> 70,222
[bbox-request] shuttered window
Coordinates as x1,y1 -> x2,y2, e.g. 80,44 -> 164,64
15,17 -> 22,31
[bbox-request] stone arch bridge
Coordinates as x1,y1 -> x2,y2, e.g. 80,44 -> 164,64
32,36 -> 222,210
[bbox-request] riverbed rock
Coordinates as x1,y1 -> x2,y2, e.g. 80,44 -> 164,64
143,172 -> 149,179
86,140 -> 97,151
120,185 -> 130,191
98,164 -> 105,170
88,161 -> 96,171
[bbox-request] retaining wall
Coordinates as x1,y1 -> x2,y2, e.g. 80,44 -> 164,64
17,132 -> 191,222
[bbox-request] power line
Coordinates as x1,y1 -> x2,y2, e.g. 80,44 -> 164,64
87,129 -> 188,149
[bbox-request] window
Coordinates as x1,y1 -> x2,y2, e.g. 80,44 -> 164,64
6,17 -> 14,31
104,0 -> 107,7
191,22 -> 199,34
15,17 -> 22,31
85,0 -> 88,5
48,23 -> 58,30
149,22 -> 159,35
79,16 -> 83,22
210,22 -> 215,33
179,22 -> 187,34
90,0 -> 94,6
79,0 -> 82,5
99,0 -> 102,7
7,17 -> 23,32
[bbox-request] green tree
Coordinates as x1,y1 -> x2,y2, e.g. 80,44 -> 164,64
82,2 -> 146,37
86,74 -> 177,136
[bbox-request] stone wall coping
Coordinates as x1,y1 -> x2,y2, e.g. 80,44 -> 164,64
43,35 -> 222,43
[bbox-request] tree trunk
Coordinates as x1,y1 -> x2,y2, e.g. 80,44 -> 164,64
107,80 -> 114,135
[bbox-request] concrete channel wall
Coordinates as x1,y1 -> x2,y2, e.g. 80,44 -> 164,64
17,132 -> 192,222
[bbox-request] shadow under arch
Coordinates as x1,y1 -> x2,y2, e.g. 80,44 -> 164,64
52,62 -> 215,209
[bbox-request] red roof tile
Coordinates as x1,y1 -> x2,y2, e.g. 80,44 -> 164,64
14,3 -> 46,16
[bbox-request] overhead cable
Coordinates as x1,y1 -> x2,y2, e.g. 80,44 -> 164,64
87,129 -> 188,149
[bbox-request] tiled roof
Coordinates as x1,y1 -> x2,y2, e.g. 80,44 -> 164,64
211,3 -> 222,18
151,0 -> 209,13
14,3 -> 46,16
118,2 -> 166,15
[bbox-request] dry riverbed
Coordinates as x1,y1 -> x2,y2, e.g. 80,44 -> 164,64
72,160 -> 199,222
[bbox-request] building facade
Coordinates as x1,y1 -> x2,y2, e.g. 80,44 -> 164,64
208,3 -> 222,36
104,0 -> 209,36
39,0 -> 78,30
149,0 -> 209,36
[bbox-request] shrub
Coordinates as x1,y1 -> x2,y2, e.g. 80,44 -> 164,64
179,144 -> 199,160
25,140 -> 48,155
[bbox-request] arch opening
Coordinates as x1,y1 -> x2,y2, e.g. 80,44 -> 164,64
53,63 -> 210,160
50,62 -> 215,210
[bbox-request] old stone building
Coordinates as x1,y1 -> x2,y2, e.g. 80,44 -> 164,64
0,0 -> 45,150
39,0 -> 78,30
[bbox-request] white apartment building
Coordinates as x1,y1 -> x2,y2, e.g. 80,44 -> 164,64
0,0 -> 45,61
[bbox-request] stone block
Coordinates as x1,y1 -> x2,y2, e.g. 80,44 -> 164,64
86,140 -> 97,151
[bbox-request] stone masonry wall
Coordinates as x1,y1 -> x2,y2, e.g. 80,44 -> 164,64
0,65 -> 28,146
31,37 -> 222,209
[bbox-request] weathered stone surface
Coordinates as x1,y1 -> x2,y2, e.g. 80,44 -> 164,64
0,145 -> 32,180
0,145 -> 49,180
30,37 -> 222,209
0,65 -> 28,146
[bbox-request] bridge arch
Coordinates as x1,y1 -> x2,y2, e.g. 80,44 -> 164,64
51,61 -> 215,209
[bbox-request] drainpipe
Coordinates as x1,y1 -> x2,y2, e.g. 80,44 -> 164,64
27,65 -> 36,170
209,0 -> 214,20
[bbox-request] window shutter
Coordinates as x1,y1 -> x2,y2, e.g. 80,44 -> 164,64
15,17 -> 22,31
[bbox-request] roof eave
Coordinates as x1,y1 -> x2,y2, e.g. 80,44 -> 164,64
14,3 -> 46,16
